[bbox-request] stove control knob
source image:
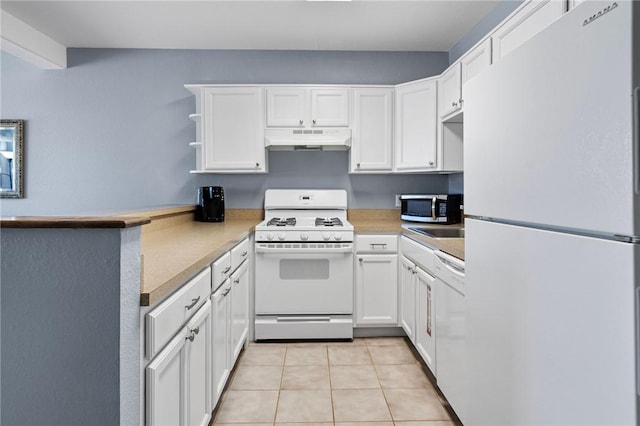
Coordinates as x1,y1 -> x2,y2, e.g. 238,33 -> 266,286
334,233 -> 343,241
300,233 -> 309,241
278,233 -> 286,241
322,233 -> 331,241
267,233 -> 275,241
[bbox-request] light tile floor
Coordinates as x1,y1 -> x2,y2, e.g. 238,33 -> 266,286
212,337 -> 456,426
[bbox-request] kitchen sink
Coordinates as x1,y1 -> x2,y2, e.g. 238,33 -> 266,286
408,227 -> 465,238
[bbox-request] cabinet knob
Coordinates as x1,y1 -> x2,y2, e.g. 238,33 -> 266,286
299,120 -> 304,126
241,251 -> 248,257
192,326 -> 200,335
459,98 -> 464,104
452,101 -> 457,107
312,119 -> 316,126
429,161 -> 434,166
233,278 -> 240,284
357,163 -> 361,168
256,162 -> 260,167
359,258 -> 363,262
186,331 -> 195,342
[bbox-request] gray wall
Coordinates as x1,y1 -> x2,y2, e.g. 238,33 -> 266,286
1,227 -> 141,426
448,0 -> 524,64
1,49 -> 449,216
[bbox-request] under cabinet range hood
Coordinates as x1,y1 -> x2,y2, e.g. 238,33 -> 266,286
264,128 -> 351,151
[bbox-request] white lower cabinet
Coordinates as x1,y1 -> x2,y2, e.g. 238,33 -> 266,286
355,254 -> 398,325
146,300 -> 212,426
230,260 -> 249,361
399,236 -> 437,376
211,281 -> 231,406
354,234 -> 399,326
210,237 -> 250,409
415,266 -> 436,374
399,256 -> 417,342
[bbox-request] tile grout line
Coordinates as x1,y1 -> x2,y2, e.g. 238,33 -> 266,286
367,339 -> 396,423
326,344 -> 337,425
272,345 -> 287,424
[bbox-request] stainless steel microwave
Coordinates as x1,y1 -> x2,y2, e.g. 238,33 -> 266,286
400,194 -> 463,224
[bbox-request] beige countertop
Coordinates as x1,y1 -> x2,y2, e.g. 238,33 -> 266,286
1,206 -> 463,307
139,207 -> 465,306
139,208 -> 262,306
348,209 -> 465,260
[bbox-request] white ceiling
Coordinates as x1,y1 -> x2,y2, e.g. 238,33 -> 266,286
0,0 -> 500,52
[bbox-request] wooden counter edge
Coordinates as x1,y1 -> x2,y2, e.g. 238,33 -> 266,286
0,216 -> 151,229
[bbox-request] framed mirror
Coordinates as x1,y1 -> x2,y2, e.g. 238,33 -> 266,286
0,120 -> 24,198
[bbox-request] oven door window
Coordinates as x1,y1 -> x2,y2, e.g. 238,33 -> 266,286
280,259 -> 330,280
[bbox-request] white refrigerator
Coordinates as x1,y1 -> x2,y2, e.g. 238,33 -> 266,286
464,1 -> 639,425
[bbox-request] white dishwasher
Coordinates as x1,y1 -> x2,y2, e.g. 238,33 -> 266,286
433,250 -> 466,424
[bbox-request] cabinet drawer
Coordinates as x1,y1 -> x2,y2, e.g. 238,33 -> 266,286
146,267 -> 211,359
355,234 -> 398,253
230,238 -> 250,272
212,252 -> 231,291
400,236 -> 435,272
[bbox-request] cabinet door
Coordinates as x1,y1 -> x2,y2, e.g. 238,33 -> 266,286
266,88 -> 307,127
460,38 -> 492,90
203,87 -> 266,172
355,254 -> 398,326
211,282 -> 231,408
185,301 -> 212,426
146,326 -> 187,426
351,88 -> 393,173
399,256 -> 416,342
439,63 -> 462,118
230,261 -> 249,363
415,266 -> 437,375
310,88 -> 350,127
394,80 -> 438,171
491,0 -> 565,62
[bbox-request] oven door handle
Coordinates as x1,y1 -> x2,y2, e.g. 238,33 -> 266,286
255,245 -> 353,254
276,316 -> 331,323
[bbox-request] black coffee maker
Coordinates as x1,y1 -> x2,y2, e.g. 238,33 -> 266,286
196,186 -> 225,222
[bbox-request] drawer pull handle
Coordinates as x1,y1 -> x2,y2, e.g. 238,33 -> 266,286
223,266 -> 231,274
185,297 -> 200,310
222,288 -> 231,296
370,243 -> 387,248
233,278 -> 240,284
241,251 -> 248,257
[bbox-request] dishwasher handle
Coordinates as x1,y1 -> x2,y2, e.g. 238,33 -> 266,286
434,250 -> 465,277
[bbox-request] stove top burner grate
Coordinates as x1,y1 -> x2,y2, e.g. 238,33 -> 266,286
315,217 -> 343,227
266,217 -> 297,227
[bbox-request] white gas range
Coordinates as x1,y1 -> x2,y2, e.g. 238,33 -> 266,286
254,189 -> 354,340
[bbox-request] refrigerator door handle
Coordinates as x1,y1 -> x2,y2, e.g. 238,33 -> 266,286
636,287 -> 640,397
634,86 -> 639,194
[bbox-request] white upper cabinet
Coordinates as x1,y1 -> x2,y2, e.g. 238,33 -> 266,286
440,38 -> 492,121
266,88 -> 306,127
491,0 -> 565,63
460,38 -> 492,89
394,79 -> 438,172
439,63 -> 462,119
202,87 -> 266,173
266,87 -> 350,128
350,88 -> 394,173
